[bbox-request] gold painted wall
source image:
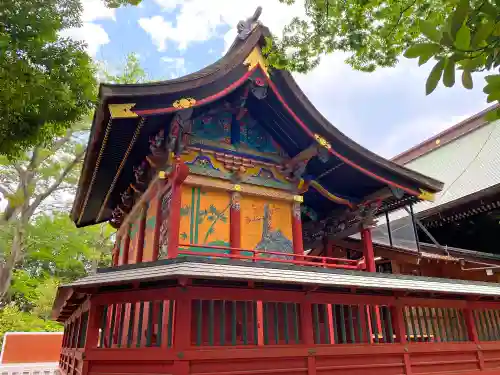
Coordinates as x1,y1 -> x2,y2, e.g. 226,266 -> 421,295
240,196 -> 293,254
143,196 -> 158,262
179,185 -> 230,254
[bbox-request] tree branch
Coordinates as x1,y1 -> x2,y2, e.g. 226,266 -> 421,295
24,149 -> 86,220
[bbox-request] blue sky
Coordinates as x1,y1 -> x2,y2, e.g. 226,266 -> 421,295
66,0 -> 492,158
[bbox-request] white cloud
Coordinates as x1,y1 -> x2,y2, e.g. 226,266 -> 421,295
138,16 -> 173,51
154,0 -> 183,11
161,56 -> 186,78
138,0 -> 488,158
62,23 -> 110,56
61,0 -> 115,56
139,0 -> 303,52
81,0 -> 116,22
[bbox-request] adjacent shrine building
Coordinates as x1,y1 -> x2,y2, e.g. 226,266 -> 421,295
52,9 -> 500,375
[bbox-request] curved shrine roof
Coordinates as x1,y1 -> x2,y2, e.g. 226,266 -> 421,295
71,22 -> 443,228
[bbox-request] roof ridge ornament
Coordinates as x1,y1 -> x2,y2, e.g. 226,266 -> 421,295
237,6 -> 262,40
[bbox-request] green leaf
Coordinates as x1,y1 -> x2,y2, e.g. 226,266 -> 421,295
455,24 -> 471,50
479,1 -> 497,19
419,20 -> 442,43
440,32 -> 454,47
472,20 -> 495,47
485,74 -> 500,85
404,43 -> 441,59
443,58 -> 456,87
419,54 -> 434,66
451,0 -> 469,38
487,91 -> 500,102
426,59 -> 446,95
462,70 -> 473,89
485,109 -> 500,122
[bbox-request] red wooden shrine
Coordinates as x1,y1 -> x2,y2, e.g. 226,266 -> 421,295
52,8 -> 500,375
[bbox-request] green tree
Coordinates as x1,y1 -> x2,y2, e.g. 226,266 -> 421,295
0,53 -> 147,301
269,0 -> 500,117
0,0 -> 97,156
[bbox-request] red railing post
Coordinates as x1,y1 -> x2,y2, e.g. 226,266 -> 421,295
465,305 -> 484,371
361,227 -> 376,272
81,301 -> 103,375
173,289 -> 192,375
391,303 -> 407,344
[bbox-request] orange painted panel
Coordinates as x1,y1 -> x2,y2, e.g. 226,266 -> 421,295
1,332 -> 62,364
240,196 -> 293,253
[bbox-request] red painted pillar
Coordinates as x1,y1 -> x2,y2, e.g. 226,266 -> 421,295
111,245 -> 119,267
152,181 -> 164,261
120,229 -> 130,266
230,191 -> 241,255
361,227 -> 376,272
135,205 -> 146,263
292,198 -> 304,256
167,161 -> 189,259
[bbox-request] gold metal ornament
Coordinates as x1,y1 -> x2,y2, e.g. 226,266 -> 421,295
108,103 -> 138,119
173,97 -> 197,109
244,47 -> 269,77
314,134 -> 331,150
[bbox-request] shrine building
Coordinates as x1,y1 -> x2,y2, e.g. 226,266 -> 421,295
52,8 -> 500,375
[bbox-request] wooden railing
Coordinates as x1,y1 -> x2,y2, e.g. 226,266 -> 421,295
59,286 -> 500,375
178,243 -> 365,270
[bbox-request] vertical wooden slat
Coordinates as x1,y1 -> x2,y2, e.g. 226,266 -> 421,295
408,307 -> 417,342
167,300 -> 174,347
273,302 -> 280,345
414,307 -> 424,342
429,308 -> 439,342
332,305 -> 339,344
348,305 -> 355,344
136,302 -> 144,347
146,301 -> 154,347
196,300 -> 203,346
232,301 -> 237,345
108,304 -> 117,347
157,300 -> 164,347
99,305 -> 108,348
385,307 -> 394,343
263,302 -> 269,345
220,300 -> 226,345
253,302 -> 259,345
127,303 -> 136,348
283,303 -> 290,344
242,301 -> 248,345
208,300 -> 215,346
371,306 -> 380,343
293,303 -> 300,344
322,304 -> 330,344
339,305 -> 347,344
313,304 -> 320,344
117,304 -> 126,347
356,306 -> 363,343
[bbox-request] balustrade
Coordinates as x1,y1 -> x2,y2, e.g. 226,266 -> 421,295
58,285 -> 500,375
